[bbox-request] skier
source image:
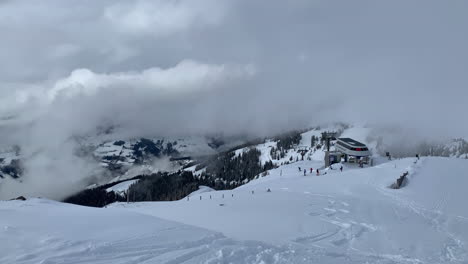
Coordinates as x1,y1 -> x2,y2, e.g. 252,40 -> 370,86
310,168 -> 313,174
340,166 -> 343,172
316,169 -> 320,176
303,169 -> 306,176
298,166 -> 301,172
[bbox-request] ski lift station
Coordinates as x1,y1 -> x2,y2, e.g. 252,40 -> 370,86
334,138 -> 371,163
324,137 -> 371,166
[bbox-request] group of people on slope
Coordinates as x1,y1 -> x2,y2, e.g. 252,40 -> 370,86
298,165 -> 343,176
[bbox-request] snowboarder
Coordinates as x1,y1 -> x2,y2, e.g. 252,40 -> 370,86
303,169 -> 306,176
340,166 -> 343,172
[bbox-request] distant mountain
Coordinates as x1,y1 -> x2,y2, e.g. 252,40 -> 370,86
0,135 -> 240,186
2,124 -> 468,203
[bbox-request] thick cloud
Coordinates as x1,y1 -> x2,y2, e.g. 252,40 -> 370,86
0,0 -> 467,199
0,0 -> 466,139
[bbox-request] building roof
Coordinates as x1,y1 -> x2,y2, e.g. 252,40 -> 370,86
337,138 -> 366,147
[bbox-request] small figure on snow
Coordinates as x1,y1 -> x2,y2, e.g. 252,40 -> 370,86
267,188 -> 271,192
340,166 -> 343,172
303,169 -> 306,176
310,168 -> 313,174
316,169 -> 320,176
298,166 -> 301,172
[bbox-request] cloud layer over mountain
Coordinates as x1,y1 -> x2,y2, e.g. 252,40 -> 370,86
0,0 -> 467,199
1,0 -> 467,139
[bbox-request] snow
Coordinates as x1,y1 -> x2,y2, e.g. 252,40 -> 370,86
2,151 -> 468,262
299,129 -> 322,147
234,147 -> 248,156
106,180 -> 138,195
187,185 -> 215,196
110,157 -> 468,263
0,149 -> 17,165
1,199 -> 288,264
255,140 -> 277,165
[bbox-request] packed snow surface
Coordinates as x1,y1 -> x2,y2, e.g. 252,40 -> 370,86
2,157 -> 468,263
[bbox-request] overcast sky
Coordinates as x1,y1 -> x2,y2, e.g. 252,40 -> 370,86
1,0 -> 467,141
1,0 -> 467,199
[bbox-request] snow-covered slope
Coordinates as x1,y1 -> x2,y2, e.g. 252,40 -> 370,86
105,179 -> 138,196
1,199 -> 299,264
2,157 -> 468,263
112,157 -> 468,263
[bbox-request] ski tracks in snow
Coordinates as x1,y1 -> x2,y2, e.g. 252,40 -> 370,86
13,233 -> 299,264
297,196 -> 377,252
373,160 -> 468,263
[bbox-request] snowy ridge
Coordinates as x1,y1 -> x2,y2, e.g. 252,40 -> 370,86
2,157 -> 468,263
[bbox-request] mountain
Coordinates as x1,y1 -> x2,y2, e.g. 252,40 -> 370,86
2,124 -> 468,202
2,156 -> 468,263
0,134 -> 240,187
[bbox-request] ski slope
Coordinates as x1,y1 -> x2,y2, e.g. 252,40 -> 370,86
2,157 -> 468,263
112,157 -> 468,263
